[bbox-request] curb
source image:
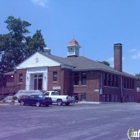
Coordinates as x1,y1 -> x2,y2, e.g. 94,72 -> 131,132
0,102 -> 20,106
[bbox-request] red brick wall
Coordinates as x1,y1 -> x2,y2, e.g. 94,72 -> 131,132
101,74 -> 137,102
48,66 -> 62,92
73,71 -> 100,102
3,66 -> 138,103
62,69 -> 73,95
6,75 -> 14,86
14,69 -> 26,90
136,92 -> 140,103
48,66 -> 73,95
122,78 -> 137,102
114,44 -> 122,72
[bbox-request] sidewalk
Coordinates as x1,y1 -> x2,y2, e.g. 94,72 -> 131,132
0,100 -> 20,106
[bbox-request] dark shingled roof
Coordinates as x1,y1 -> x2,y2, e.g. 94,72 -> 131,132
39,52 -> 137,78
40,52 -> 74,67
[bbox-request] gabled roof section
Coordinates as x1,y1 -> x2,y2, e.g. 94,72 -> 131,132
39,52 -> 75,67
16,52 -> 61,69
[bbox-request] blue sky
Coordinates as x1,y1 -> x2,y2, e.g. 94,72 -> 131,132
1,0 -> 140,75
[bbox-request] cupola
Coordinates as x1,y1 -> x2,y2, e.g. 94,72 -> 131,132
66,39 -> 81,57
44,47 -> 51,54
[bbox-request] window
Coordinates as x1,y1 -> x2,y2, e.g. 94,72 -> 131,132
110,74 -> 112,87
127,78 -> 129,88
130,79 -> 132,89
74,73 -> 79,85
108,74 -> 110,86
112,75 -> 114,87
103,73 -> 107,86
81,72 -> 87,85
124,77 -> 126,88
30,95 -> 35,99
19,74 -> 23,83
53,72 -> 57,82
132,79 -> 134,89
115,75 -> 118,87
116,76 -> 118,87
51,91 -> 59,95
44,92 -> 49,96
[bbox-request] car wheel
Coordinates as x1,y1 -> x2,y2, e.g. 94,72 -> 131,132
36,102 -> 40,107
20,101 -> 25,106
57,99 -> 63,106
45,104 -> 49,107
65,102 -> 70,106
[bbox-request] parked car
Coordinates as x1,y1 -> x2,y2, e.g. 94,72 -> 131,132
3,96 -> 13,103
44,91 -> 75,106
18,95 -> 52,107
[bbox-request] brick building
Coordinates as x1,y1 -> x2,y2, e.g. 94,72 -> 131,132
1,39 -> 137,103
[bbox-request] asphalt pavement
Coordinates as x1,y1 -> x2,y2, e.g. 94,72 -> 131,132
0,103 -> 140,140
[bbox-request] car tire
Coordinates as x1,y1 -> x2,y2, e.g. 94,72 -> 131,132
20,100 -> 25,106
45,104 -> 49,107
57,99 -> 63,106
36,102 -> 41,107
65,102 -> 70,106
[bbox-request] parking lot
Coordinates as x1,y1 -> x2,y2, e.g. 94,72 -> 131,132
0,103 -> 140,140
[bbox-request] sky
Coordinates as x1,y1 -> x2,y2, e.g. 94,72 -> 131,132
1,0 -> 140,75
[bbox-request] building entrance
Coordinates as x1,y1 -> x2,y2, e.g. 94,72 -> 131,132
34,74 -> 43,90
81,93 -> 86,101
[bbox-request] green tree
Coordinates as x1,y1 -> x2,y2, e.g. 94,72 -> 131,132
97,60 -> 110,66
0,16 -> 46,86
25,30 -> 46,57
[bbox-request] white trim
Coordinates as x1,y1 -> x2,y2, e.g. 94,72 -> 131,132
16,52 -> 61,69
61,64 -> 73,69
26,67 -> 48,91
66,44 -> 81,48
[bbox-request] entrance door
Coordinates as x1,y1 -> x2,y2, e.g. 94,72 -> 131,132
81,93 -> 86,101
34,74 -> 43,90
34,79 -> 37,90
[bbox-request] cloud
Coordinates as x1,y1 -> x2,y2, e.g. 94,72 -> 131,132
31,0 -> 49,7
128,49 -> 137,52
132,51 -> 140,59
108,57 -> 114,61
107,57 -> 125,61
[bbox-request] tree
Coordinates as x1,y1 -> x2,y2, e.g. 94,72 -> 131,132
97,60 -> 110,66
0,16 -> 46,86
25,30 -> 46,57
135,73 -> 140,87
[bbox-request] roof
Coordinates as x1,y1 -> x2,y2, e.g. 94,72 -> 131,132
39,52 -> 75,67
4,71 -> 14,75
4,52 -> 137,79
39,52 -> 137,78
67,39 -> 79,46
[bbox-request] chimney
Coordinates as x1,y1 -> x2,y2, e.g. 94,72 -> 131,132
114,43 -> 122,72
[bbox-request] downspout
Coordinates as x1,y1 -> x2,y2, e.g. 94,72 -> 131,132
100,73 -> 103,101
121,75 -> 123,103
